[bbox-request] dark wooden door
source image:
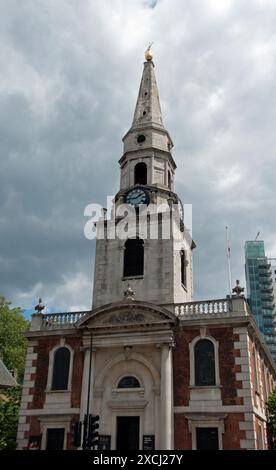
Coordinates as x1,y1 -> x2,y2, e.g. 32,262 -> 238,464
196,427 -> 219,450
116,416 -> 140,450
46,428 -> 65,450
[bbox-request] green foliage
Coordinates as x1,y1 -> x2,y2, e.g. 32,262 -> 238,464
0,295 -> 29,383
0,386 -> 22,450
0,295 -> 29,449
267,388 -> 276,450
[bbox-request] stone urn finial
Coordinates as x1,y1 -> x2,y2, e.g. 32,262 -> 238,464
232,280 -> 245,297
123,286 -> 136,301
34,298 -> 45,313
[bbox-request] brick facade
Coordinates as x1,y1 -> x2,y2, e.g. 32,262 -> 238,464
17,308 -> 276,450
173,326 -> 244,408
172,320 -> 275,450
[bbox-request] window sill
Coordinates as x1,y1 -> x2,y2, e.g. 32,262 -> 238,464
46,389 -> 71,393
122,275 -> 144,281
112,387 -> 145,393
189,385 -> 221,390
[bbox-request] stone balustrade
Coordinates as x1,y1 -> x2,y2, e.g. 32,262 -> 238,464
41,311 -> 89,330
172,299 -> 230,317
163,296 -> 250,320
30,296 -> 250,331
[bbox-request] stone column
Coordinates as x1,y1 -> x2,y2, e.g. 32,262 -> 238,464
151,155 -> 154,185
160,344 -> 173,449
165,160 -> 168,186
80,346 -> 96,419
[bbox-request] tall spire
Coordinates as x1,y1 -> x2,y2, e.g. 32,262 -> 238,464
122,46 -> 174,158
131,46 -> 164,131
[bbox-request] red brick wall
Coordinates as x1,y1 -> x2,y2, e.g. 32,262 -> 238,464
31,338 -> 53,409
26,416 -> 79,450
174,413 -> 246,450
30,335 -> 83,409
173,326 -> 242,406
174,414 -> 192,450
21,416 -> 41,450
222,413 -> 246,450
247,334 -> 275,412
173,329 -> 194,406
68,337 -> 83,408
214,328 -> 242,406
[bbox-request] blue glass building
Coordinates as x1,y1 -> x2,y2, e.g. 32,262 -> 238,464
245,240 -> 276,362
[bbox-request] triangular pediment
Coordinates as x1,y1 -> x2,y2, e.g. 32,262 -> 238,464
76,300 -> 176,330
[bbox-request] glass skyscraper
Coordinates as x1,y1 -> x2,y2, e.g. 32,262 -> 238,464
245,240 -> 276,362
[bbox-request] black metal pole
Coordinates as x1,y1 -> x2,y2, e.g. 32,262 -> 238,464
83,331 -> 93,450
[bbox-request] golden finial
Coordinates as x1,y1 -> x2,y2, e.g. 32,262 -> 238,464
145,42 -> 153,61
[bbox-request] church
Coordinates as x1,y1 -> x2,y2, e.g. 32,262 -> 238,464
17,48 -> 276,451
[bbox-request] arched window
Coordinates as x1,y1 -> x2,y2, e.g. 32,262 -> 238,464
168,170 -> 171,189
117,376 -> 140,388
262,366 -> 268,402
267,371 -> 271,394
181,250 -> 186,287
253,348 -> 260,392
194,339 -> 216,386
123,238 -> 144,277
52,347 -> 70,390
134,162 -> 147,185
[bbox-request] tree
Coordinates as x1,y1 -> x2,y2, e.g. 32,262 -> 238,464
0,296 -> 29,449
267,388 -> 276,450
0,386 -> 22,450
0,296 -> 29,383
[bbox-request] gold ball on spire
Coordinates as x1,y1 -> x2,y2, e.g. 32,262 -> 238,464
145,43 -> 153,61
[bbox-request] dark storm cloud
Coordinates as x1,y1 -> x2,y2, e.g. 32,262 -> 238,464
0,0 -> 275,312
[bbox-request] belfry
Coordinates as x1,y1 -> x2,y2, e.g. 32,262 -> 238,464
17,49 -> 276,451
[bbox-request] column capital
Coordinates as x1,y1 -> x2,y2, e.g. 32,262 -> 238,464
156,341 -> 175,350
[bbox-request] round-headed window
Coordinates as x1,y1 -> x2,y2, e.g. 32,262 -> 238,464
137,134 -> 146,144
51,347 -> 70,390
117,376 -> 140,388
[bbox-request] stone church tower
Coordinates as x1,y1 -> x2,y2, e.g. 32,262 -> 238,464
93,49 -> 194,308
17,49 -> 276,451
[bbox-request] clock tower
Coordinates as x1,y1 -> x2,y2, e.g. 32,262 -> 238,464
92,48 -> 195,308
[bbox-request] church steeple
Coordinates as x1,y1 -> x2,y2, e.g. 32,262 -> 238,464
131,50 -> 164,131
121,49 -> 175,191
123,46 -> 173,152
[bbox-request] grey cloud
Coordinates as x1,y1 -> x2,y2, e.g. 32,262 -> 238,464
0,0 -> 275,312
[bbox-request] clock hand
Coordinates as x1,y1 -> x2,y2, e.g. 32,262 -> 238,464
131,194 -> 142,202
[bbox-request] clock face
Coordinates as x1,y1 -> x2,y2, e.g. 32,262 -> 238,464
125,188 -> 149,207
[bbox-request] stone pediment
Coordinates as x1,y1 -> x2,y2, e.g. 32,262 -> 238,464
76,301 -> 176,330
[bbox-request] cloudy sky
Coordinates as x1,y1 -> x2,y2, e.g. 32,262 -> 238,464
1,0 -> 276,316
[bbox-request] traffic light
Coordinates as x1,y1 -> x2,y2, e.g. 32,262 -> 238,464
72,421 -> 82,448
87,414 -> 99,449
